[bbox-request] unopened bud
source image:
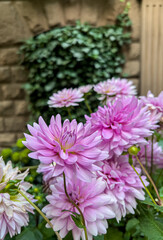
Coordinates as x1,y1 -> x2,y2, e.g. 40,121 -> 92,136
128,146 -> 140,156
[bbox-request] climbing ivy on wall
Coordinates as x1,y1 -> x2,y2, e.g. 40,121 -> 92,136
20,10 -> 132,121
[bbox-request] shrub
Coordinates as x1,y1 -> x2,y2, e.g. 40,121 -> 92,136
20,13 -> 131,121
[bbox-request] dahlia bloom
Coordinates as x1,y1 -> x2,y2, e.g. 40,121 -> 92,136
133,140 -> 163,169
0,157 -> 34,239
85,96 -> 158,158
48,88 -> 84,108
97,156 -> 148,222
23,114 -> 108,182
140,91 -> 163,123
78,85 -> 93,94
43,177 -> 115,240
94,78 -> 137,103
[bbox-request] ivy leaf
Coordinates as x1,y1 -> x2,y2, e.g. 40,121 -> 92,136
138,206 -> 163,240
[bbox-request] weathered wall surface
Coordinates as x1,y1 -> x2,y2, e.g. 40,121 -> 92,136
0,0 -> 141,148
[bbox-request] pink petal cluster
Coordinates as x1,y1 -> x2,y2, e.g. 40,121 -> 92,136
97,156 -> 148,221
133,140 -> 163,169
23,114 -> 108,182
94,78 -> 137,103
85,97 -> 158,158
0,157 -> 34,239
43,177 -> 115,240
140,91 -> 163,123
48,88 -> 84,108
78,85 -> 93,94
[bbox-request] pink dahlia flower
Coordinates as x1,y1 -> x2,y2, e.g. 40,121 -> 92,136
85,96 -> 158,158
140,91 -> 163,123
94,78 -> 137,103
48,88 -> 84,108
43,176 -> 115,240
0,157 -> 34,239
23,114 -> 108,182
78,85 -> 93,94
97,156 -> 148,222
133,140 -> 163,169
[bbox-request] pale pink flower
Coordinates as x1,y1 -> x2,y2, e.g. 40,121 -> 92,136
23,115 -> 108,182
97,156 -> 148,222
133,140 -> 163,169
94,78 -> 137,103
48,88 -> 84,108
43,177 -> 115,240
140,91 -> 163,123
78,85 -> 93,94
0,157 -> 34,239
85,97 -> 158,158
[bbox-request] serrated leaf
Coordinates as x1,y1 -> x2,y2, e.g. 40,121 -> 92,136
139,207 -> 163,240
141,199 -> 163,213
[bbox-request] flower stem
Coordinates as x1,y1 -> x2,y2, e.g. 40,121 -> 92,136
63,172 -> 88,240
131,164 -> 156,205
67,107 -> 72,120
135,155 -> 161,205
150,134 -> 154,176
84,97 -> 92,114
18,190 -> 62,240
19,166 -> 38,171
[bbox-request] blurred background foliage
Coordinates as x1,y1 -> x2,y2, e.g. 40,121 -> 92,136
20,12 -> 131,122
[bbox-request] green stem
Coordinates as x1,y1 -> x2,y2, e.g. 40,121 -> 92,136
67,107 -> 72,120
63,172 -> 88,240
136,156 -> 161,205
18,190 -> 62,240
131,164 -> 156,205
150,134 -> 154,176
19,166 -> 38,171
84,97 -> 92,114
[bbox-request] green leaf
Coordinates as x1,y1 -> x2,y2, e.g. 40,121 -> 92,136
159,139 -> 163,150
104,227 -> 123,240
16,228 -> 43,240
126,218 -> 139,232
44,81 -> 55,92
138,206 -> 163,240
71,214 -> 85,229
94,235 -> 104,240
141,199 -> 163,213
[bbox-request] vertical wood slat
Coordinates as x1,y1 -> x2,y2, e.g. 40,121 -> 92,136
141,0 -> 163,96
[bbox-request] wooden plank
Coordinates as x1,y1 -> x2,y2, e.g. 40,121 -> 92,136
141,0 -> 163,96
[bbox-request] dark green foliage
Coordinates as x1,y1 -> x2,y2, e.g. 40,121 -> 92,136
20,14 -> 131,121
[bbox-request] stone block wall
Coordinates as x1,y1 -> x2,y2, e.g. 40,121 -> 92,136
0,0 -> 141,149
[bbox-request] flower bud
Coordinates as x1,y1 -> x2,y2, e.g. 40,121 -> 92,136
128,146 -> 140,156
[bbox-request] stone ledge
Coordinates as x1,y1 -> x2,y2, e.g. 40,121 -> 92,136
0,133 -> 16,147
0,101 -> 14,116
0,67 -> 11,82
4,117 -> 28,132
0,48 -> 20,66
14,100 -> 29,115
123,61 -> 140,77
2,84 -> 25,100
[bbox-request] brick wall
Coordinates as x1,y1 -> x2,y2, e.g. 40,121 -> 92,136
0,0 -> 141,149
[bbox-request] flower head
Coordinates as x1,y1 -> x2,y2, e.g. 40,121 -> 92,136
48,88 -> 84,108
140,91 -> 163,123
78,85 -> 93,94
43,176 -> 115,240
23,114 -> 108,182
85,96 -> 158,158
97,156 -> 148,221
133,140 -> 163,169
94,78 -> 137,103
0,157 -> 34,239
